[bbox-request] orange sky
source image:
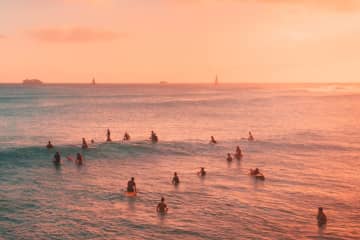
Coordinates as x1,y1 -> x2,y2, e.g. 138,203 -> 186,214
1,0 -> 360,83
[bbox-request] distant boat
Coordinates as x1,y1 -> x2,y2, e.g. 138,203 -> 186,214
214,75 -> 219,86
160,81 -> 168,84
22,79 -> 43,85
92,78 -> 96,85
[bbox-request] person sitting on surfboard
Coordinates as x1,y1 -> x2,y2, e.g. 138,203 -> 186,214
226,153 -> 233,162
53,152 -> 61,165
82,138 -> 88,149
248,131 -> 254,141
172,172 -> 180,185
235,146 -> 242,159
123,132 -> 130,141
75,153 -> 83,165
199,167 -> 206,176
317,207 -> 327,227
210,136 -> 217,144
106,129 -> 112,142
150,131 -> 158,143
127,177 -> 137,193
46,141 -> 54,149
156,197 -> 168,214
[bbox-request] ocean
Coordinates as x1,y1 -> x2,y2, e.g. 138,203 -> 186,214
0,83 -> 359,239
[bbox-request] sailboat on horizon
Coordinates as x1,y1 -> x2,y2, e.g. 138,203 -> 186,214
92,78 -> 96,85
214,75 -> 219,86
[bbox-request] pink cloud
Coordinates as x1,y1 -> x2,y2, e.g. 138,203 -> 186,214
29,27 -> 121,43
256,0 -> 360,11
0,34 -> 6,39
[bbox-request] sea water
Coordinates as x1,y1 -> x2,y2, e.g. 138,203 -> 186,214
0,84 -> 359,239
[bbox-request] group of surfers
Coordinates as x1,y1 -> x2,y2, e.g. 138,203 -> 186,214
127,177 -> 169,214
53,151 -> 83,166
46,130 -> 328,225
209,134 -> 264,178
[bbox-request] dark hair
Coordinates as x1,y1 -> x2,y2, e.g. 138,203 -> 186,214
161,197 -> 165,201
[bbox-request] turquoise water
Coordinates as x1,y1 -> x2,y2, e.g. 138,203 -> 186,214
0,84 -> 359,239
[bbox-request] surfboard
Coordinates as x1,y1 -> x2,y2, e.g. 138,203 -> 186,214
255,173 -> 265,181
124,191 -> 137,197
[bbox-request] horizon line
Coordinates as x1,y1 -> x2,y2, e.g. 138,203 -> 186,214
1,82 -> 360,85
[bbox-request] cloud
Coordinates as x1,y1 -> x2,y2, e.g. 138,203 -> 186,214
29,27 -> 121,43
0,34 -> 6,39
173,0 -> 360,11
256,0 -> 360,12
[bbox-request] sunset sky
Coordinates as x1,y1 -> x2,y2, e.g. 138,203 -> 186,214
1,0 -> 360,83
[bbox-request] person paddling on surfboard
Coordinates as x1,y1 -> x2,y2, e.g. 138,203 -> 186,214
248,131 -> 254,141
210,136 -> 217,144
172,172 -> 180,185
46,141 -> 54,149
127,177 -> 137,193
82,138 -> 88,149
156,197 -> 168,214
317,207 -> 327,227
53,152 -> 61,165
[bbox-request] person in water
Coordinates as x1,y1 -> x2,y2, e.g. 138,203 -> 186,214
172,172 -> 180,185
210,136 -> 217,144
127,177 -> 137,193
53,152 -> 61,165
156,197 -> 168,214
250,168 -> 260,175
235,146 -> 243,159
248,131 -> 254,141
226,153 -> 233,162
199,167 -> 206,176
317,207 -> 327,227
91,139 -> 95,144
82,138 -> 88,149
46,141 -> 54,149
123,132 -> 130,141
150,131 -> 158,143
75,153 -> 83,165
106,129 -> 112,142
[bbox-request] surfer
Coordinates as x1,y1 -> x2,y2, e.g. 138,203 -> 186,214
250,168 -> 260,175
127,177 -> 137,193
106,129 -> 112,142
317,207 -> 327,227
226,153 -> 233,162
150,131 -> 158,143
75,153 -> 83,165
156,197 -> 168,214
91,139 -> 95,144
82,138 -> 88,149
198,167 -> 206,176
172,172 -> 180,185
123,132 -> 130,141
53,151 -> 61,165
46,141 -> 54,149
210,136 -> 217,144
235,146 -> 243,159
248,131 -> 254,141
